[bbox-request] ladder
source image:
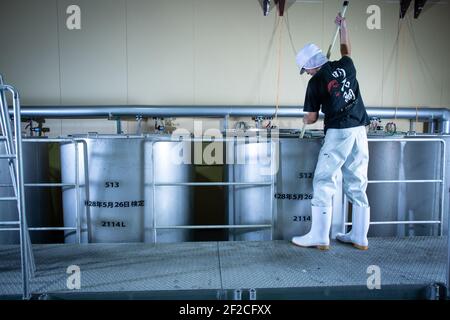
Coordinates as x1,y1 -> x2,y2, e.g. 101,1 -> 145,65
0,75 -> 35,299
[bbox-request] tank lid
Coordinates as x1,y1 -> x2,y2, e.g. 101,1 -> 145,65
62,134 -> 147,139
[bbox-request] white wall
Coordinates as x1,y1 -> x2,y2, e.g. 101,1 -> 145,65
0,0 -> 449,135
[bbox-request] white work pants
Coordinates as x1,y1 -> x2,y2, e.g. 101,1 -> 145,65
311,126 -> 370,208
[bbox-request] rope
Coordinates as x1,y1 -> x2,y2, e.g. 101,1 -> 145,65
406,13 -> 435,93
393,19 -> 401,120
285,10 -> 298,56
393,18 -> 407,121
416,106 -> 419,126
405,14 -> 421,131
273,15 -> 285,128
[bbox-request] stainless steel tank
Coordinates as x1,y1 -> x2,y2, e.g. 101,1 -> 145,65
0,139 -> 53,244
274,133 -> 322,240
367,135 -> 443,237
273,130 -> 344,240
226,132 -> 276,241
365,139 -> 403,237
61,136 -> 145,243
438,134 -> 450,236
274,131 -> 445,239
145,135 -> 194,243
60,134 -> 194,243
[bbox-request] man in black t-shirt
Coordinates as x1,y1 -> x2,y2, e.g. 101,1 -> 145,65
292,14 -> 371,251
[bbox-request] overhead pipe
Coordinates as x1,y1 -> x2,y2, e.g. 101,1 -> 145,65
14,105 -> 307,118
10,105 -> 450,133
12,105 -> 450,119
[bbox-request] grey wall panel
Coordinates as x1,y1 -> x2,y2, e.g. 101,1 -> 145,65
126,0 -> 195,104
0,0 -> 60,105
194,0 -> 260,105
259,1 -> 324,106
381,1 -> 449,108
380,2 -> 400,108
444,62 -> 450,108
441,3 -> 450,108
401,2 -> 449,108
58,0 -> 127,104
0,0 -> 449,109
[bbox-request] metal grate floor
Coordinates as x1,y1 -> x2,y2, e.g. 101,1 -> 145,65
0,237 -> 447,298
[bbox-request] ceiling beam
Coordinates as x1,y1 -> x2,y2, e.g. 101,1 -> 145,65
414,0 -> 427,18
262,0 -> 271,16
276,0 -> 286,16
399,0 -> 412,18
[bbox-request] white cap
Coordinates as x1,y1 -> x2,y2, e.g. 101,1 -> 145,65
296,43 -> 328,74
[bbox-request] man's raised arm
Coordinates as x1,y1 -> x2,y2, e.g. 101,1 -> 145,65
335,13 -> 351,57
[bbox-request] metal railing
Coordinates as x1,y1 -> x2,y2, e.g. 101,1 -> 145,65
348,137 -> 450,297
2,135 -> 276,245
1,132 -> 448,297
0,138 -> 85,244
0,78 -> 34,299
148,137 -> 277,243
342,138 -> 446,235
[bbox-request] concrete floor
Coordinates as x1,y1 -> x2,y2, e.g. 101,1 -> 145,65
0,237 -> 447,299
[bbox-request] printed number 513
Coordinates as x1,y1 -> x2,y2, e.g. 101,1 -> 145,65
105,182 -> 119,188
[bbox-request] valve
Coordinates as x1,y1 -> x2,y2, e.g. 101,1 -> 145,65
252,116 -> 273,129
24,119 -> 50,137
153,117 -> 165,132
369,117 -> 382,132
385,122 -> 397,134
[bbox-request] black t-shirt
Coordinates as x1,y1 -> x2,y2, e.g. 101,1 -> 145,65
303,56 -> 370,132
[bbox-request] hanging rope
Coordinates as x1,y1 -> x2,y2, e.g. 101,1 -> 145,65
405,14 -> 422,131
393,17 -> 407,122
285,10 -> 298,56
272,14 -> 285,128
416,106 -> 419,126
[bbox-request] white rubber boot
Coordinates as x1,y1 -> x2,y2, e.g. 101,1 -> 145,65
291,206 -> 332,250
336,205 -> 370,250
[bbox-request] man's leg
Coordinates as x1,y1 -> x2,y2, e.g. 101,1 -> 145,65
337,126 -> 370,250
292,129 -> 355,249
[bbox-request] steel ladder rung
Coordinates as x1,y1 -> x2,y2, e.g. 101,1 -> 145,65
0,197 -> 18,201
2,78 -> 36,299
0,221 -> 20,225
25,183 -> 77,187
0,154 -> 16,159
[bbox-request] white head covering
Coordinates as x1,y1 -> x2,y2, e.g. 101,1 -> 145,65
296,43 -> 328,74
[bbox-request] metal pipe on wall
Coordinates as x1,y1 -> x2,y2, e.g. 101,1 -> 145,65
10,105 -> 450,133
427,120 -> 437,134
13,105 -> 450,119
438,120 -> 450,135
